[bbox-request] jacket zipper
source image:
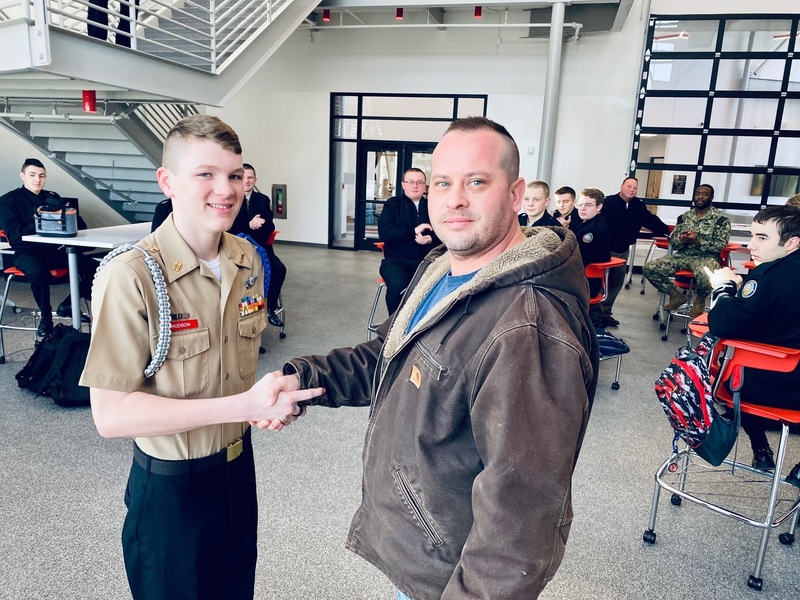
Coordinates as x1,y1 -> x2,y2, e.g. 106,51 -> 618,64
393,468 -> 444,546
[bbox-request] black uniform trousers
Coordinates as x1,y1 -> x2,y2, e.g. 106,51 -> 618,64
13,247 -> 96,316
380,257 -> 420,315
122,440 -> 258,600
265,246 -> 286,311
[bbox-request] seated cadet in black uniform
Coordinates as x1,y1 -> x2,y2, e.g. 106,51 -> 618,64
518,180 -> 559,227
573,188 -> 611,327
0,158 -> 95,336
228,163 -> 287,329
80,115 -> 323,600
553,185 -> 580,231
707,205 -> 800,482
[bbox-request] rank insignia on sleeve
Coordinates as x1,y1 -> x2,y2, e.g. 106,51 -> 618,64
741,280 -> 758,298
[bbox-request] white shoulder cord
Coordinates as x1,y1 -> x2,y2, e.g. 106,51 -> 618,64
95,244 -> 171,378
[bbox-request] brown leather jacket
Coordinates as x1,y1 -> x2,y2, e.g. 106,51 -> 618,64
286,227 -> 597,599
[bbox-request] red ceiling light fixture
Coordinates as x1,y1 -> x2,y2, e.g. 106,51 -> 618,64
474,6 -> 482,18
396,7 -> 403,20
322,8 -> 330,22
82,90 -> 97,114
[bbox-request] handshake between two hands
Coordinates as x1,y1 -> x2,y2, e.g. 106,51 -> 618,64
248,371 -> 325,432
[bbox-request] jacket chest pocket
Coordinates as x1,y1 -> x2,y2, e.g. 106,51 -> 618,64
413,340 -> 450,382
238,312 -> 267,379
155,328 -> 210,398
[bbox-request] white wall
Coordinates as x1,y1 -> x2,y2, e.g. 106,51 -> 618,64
211,2 -> 652,245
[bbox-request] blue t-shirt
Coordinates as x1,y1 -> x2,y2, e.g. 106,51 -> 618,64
407,270 -> 477,333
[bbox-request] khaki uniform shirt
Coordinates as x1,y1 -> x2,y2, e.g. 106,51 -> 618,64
80,217 -> 267,460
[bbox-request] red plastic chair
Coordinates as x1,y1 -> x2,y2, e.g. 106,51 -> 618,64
367,242 -> 386,340
585,257 -> 627,389
645,336 -> 800,591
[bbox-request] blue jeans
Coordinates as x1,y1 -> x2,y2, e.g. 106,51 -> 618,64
397,591 -> 413,600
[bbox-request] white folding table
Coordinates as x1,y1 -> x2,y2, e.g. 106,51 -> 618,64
22,222 -> 151,329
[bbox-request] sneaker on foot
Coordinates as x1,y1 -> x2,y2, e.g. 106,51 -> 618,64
752,447 -> 775,472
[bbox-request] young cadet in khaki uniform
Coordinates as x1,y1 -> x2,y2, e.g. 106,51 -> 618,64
80,115 -> 323,600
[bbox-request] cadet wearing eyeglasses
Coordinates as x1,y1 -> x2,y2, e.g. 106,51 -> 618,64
377,167 -> 441,314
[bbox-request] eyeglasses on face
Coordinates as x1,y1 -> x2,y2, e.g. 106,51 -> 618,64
577,202 -> 597,209
403,180 -> 426,186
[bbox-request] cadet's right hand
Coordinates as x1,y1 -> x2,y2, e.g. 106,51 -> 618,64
249,371 -> 324,430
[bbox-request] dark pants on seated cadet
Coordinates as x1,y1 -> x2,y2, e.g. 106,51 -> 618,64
123,436 -> 258,600
14,247 -> 96,317
266,248 -> 286,312
380,257 -> 420,315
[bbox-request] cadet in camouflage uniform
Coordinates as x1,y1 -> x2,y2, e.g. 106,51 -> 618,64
643,184 -> 731,317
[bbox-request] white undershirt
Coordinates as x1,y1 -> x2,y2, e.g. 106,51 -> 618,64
199,255 -> 222,281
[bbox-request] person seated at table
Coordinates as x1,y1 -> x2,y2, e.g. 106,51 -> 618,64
707,205 -> 800,481
0,158 -> 96,336
573,188 -> 611,327
643,184 -> 731,318
518,180 -> 558,227
228,163 -> 286,328
553,186 -> 579,230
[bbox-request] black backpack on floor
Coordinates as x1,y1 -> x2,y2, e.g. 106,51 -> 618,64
16,323 -> 91,407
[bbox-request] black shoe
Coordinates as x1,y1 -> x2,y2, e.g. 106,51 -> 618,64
752,447 -> 776,472
56,305 -> 90,323
603,316 -> 620,328
267,309 -> 284,328
259,346 -> 266,355
37,318 -> 53,338
785,463 -> 800,489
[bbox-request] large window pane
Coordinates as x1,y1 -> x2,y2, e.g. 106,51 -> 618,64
647,59 -> 713,90
362,97 -> 454,118
361,119 -> 448,142
457,98 -> 486,118
775,138 -> 800,167
331,141 -> 357,249
642,97 -> 706,128
662,135 -> 702,165
705,136 -> 771,167
782,98 -> 800,130
333,96 -> 358,117
333,118 -> 358,140
710,98 -> 779,129
652,19 -> 719,51
721,20 -> 794,52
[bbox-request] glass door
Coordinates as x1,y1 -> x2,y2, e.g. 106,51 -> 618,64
355,142 -> 436,251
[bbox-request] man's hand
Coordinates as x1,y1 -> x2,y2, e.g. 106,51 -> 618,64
249,371 -> 323,431
415,223 -> 433,245
249,214 -> 266,230
557,213 -> 571,228
703,266 -> 742,289
678,231 -> 698,245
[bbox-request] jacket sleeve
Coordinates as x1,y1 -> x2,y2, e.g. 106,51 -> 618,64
283,323 -> 387,408
0,193 -> 37,247
378,199 -> 415,244
708,277 -> 766,340
443,321 -> 592,599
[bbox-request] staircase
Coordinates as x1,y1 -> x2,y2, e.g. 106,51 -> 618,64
0,0 -> 320,222
0,102 -> 198,222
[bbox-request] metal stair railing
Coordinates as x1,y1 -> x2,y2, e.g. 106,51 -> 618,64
132,102 -> 199,141
2,0 -> 294,73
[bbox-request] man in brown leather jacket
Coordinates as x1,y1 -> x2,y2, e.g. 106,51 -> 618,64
273,117 -> 597,599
